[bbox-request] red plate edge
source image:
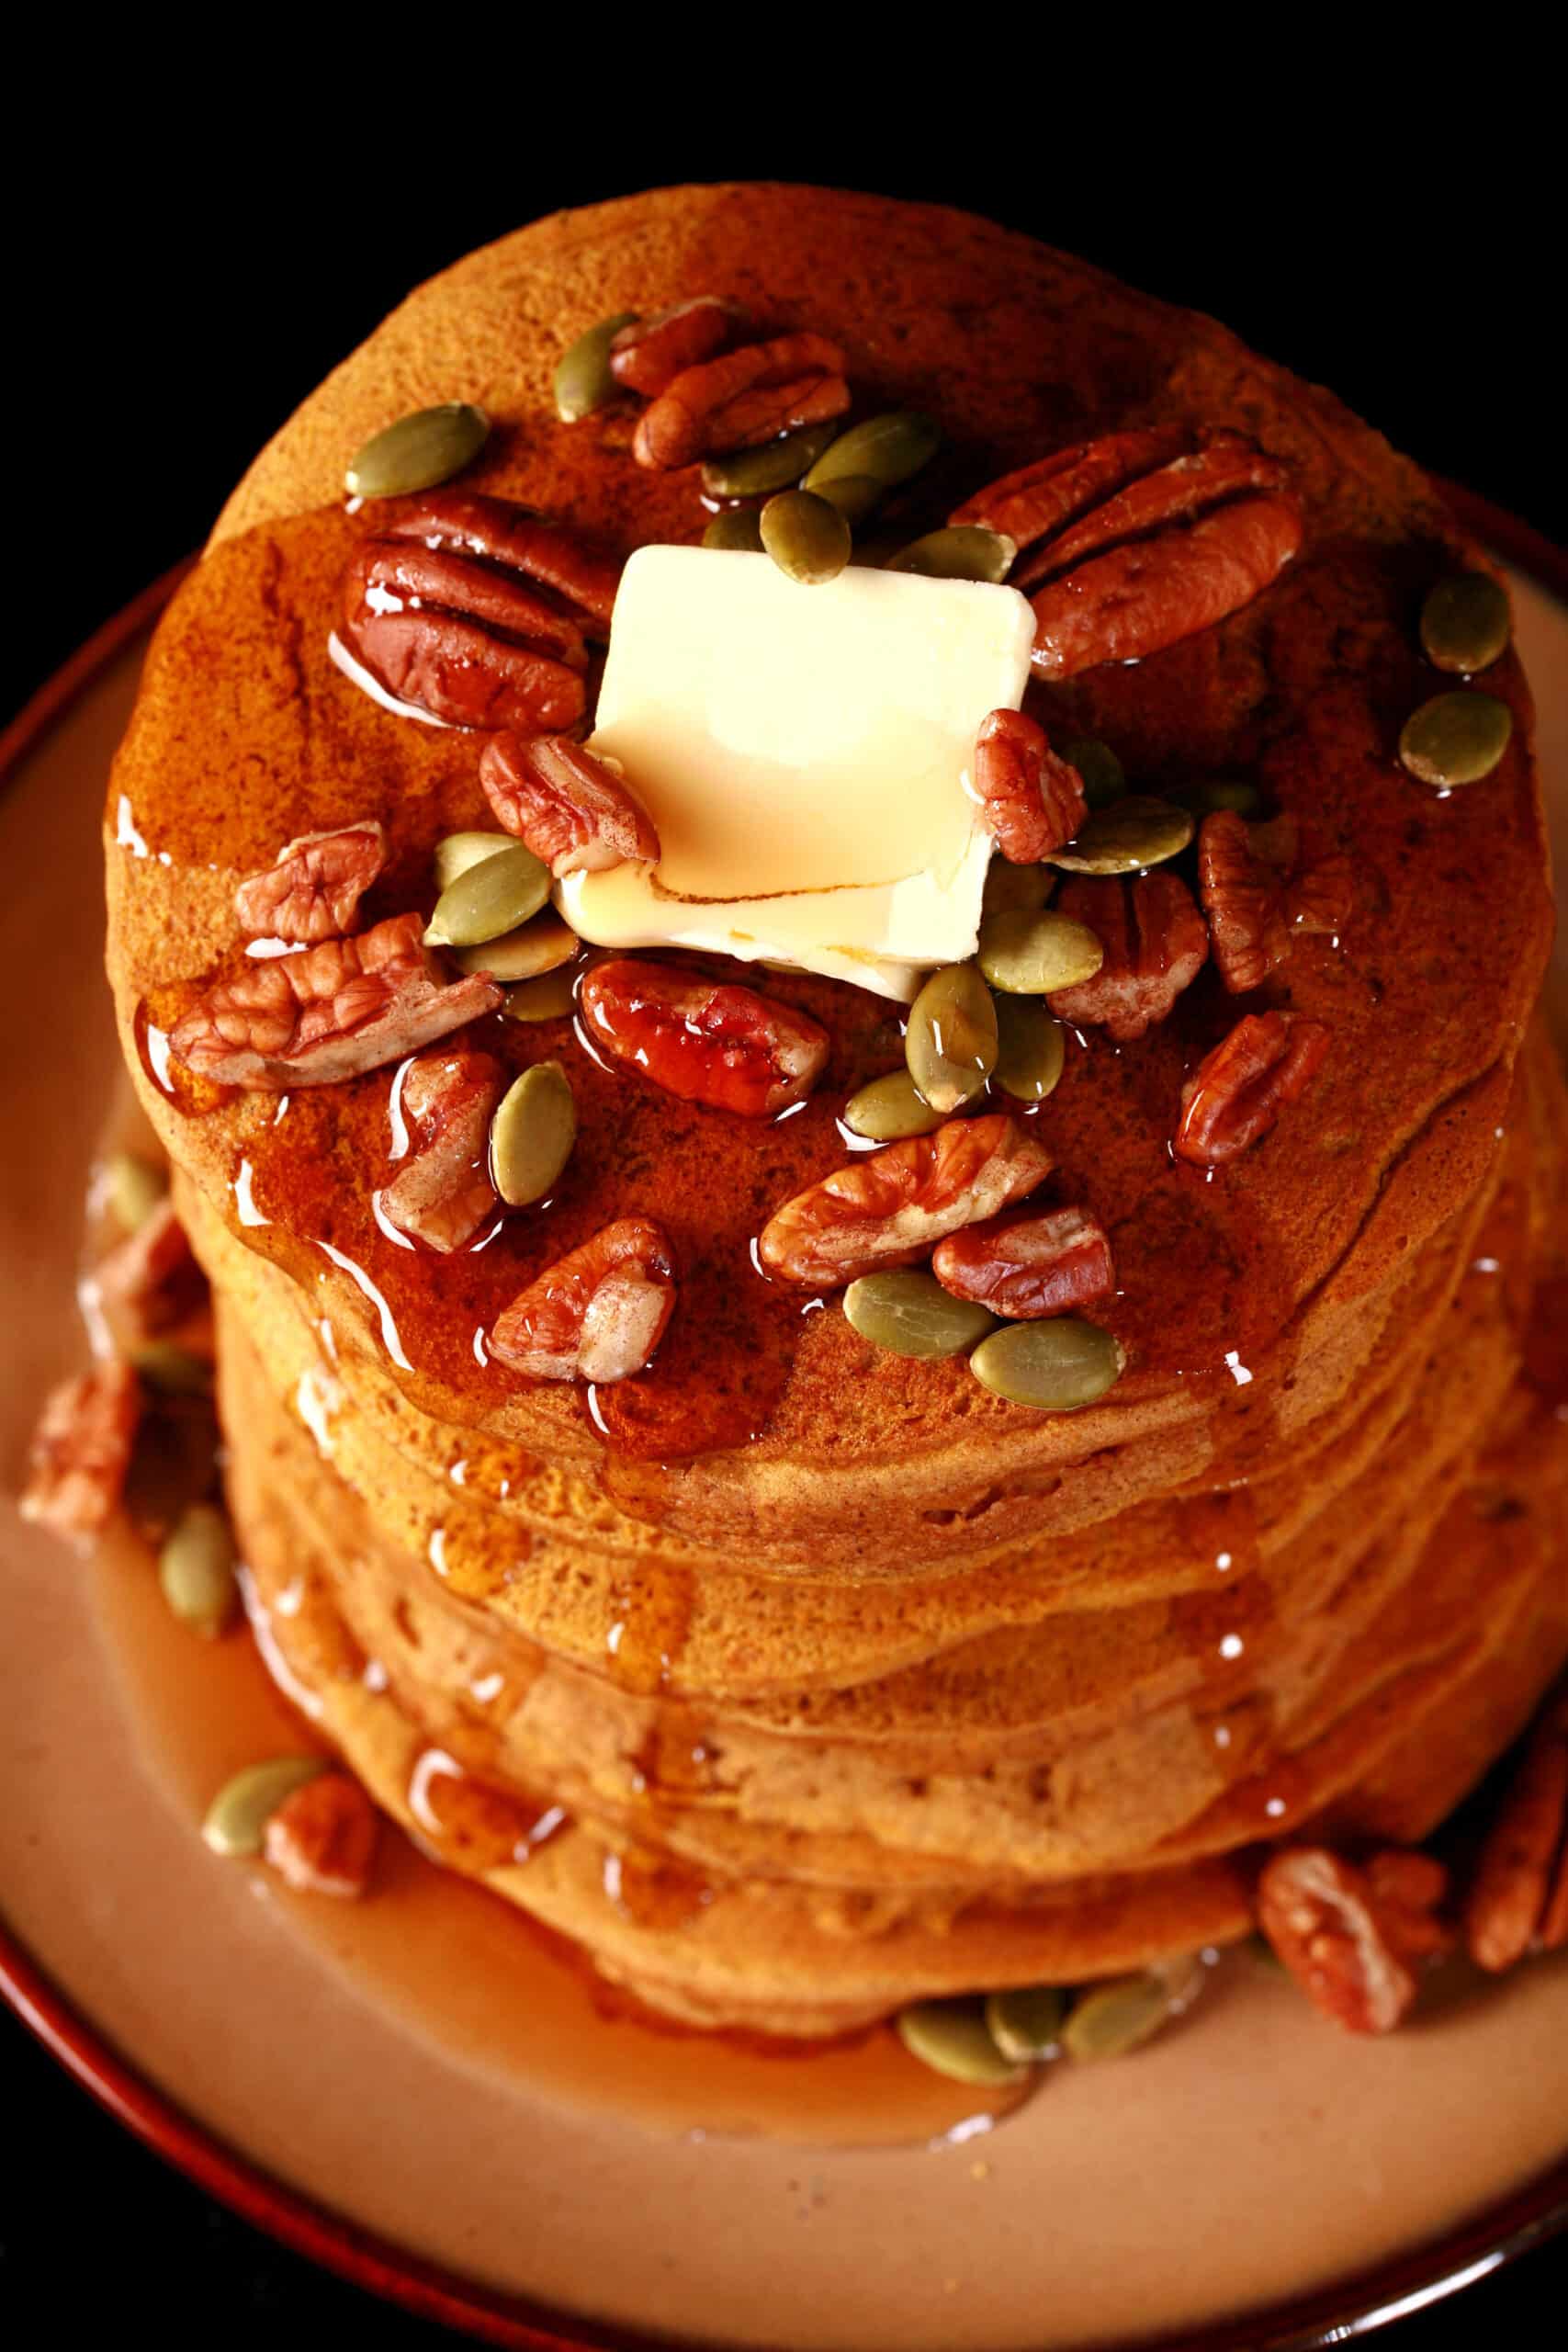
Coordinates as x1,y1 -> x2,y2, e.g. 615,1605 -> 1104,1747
2,484 -> 1566,2352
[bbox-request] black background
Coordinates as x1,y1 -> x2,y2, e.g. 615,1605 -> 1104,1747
3,88 -> 1562,2350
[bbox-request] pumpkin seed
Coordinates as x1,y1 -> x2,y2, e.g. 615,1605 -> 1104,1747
703,506 -> 765,553
553,311 -> 639,424
345,402 -> 489,501
842,1069 -> 944,1142
1165,778 -> 1260,818
1061,738 -> 1126,810
1420,571 -> 1511,675
203,1757 -> 327,1857
491,1061 -> 576,1207
969,1317 -> 1122,1411
701,423 -> 841,499
896,1997 -> 1025,2086
844,1270 -> 997,1360
1061,1973 -> 1178,2063
985,1985 -> 1067,2063
804,410 -> 942,494
1399,690 -> 1513,787
809,472 -> 884,526
760,489 -> 852,586
982,858 -> 1053,918
158,1501 -> 239,1639
131,1342 -> 215,1397
977,909 -> 1103,995
104,1151 -> 167,1234
993,997 -> 1066,1102
886,526 -> 1016,584
905,963 -> 998,1112
451,911 -> 579,982
434,831 -> 517,890
1049,796 -> 1194,875
425,842 -> 550,949
503,966 -> 581,1023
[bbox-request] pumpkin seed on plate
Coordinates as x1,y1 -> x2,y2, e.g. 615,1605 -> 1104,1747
1048,796 -> 1194,875
1399,690 -> 1513,787
1061,738 -> 1126,810
104,1150 -> 166,1234
553,311 -> 639,424
434,831 -> 518,890
844,1270 -> 997,1361
504,966 -> 581,1023
977,908 -> 1103,995
905,963 -> 998,1112
491,1061 -> 577,1207
803,410 -> 942,493
985,1984 -> 1067,2063
345,402 -> 489,501
158,1501 -> 239,1639
1419,571 -> 1511,675
886,526 -> 1016,584
703,506 -> 766,553
203,1757 -> 327,1857
982,858 -> 1053,918
969,1317 -> 1122,1411
1061,1972 -> 1178,2063
131,1342 -> 215,1397
760,489 -> 852,586
450,911 -> 579,982
993,997 -> 1066,1102
1165,778 -> 1260,819
701,422 -> 841,499
842,1069 -> 945,1142
896,1997 -> 1025,2086
425,842 -> 550,948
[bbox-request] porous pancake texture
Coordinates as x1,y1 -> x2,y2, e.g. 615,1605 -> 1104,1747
104,186 -> 1566,2032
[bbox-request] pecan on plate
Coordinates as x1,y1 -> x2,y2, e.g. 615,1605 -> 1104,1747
932,1204 -> 1114,1319
234,820 -> 387,945
265,1771 -> 378,1897
610,297 -> 742,396
170,912 -> 502,1090
1048,872 -> 1209,1043
580,960 -> 829,1117
1173,1010 -> 1329,1168
759,1114 -> 1052,1289
490,1216 -> 676,1384
480,733 -> 659,878
633,332 -> 850,471
1257,1846 -> 1451,2033
1198,812 -> 1354,993
20,1360 -> 142,1544
83,1195 -> 204,1353
971,708 -> 1086,864
380,1049 -> 505,1253
340,492 -> 620,732
1465,1686 -> 1568,1973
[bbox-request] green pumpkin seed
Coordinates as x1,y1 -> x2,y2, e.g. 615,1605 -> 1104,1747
491,1061 -> 576,1207
553,311 -> 639,424
1049,796 -> 1194,875
969,1317 -> 1122,1411
131,1342 -> 215,1397
450,911 -> 579,982
703,506 -> 765,553
886,526 -> 1016,584
503,966 -> 581,1023
760,489 -> 852,586
844,1270 -> 997,1360
985,1984 -> 1067,2063
345,402 -> 489,501
203,1757 -> 327,1857
977,909 -> 1103,995
434,831 -> 518,890
905,963 -> 998,1112
1420,571 -> 1511,675
1061,1973 -> 1177,2063
809,472 -> 884,526
425,843 -> 550,949
104,1151 -> 167,1234
841,1069 -> 944,1142
993,997 -> 1066,1102
804,410 -> 942,495
1399,690 -> 1513,788
896,1997 -> 1025,2086
982,858 -> 1053,918
158,1501 -> 239,1639
1061,738 -> 1127,810
1165,778 -> 1261,819
701,423 -> 841,499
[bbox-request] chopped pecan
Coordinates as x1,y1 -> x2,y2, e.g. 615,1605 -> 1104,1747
580,960 -> 829,1117
633,332 -> 849,471
1257,1846 -> 1450,2033
759,1114 -> 1052,1289
1048,872 -> 1209,1043
1198,813 -> 1354,993
971,709 -> 1086,864
479,732 -> 660,878
1465,1686 -> 1568,1973
932,1204 -> 1114,1319
1174,1011 -> 1329,1168
490,1216 -> 676,1384
265,1771 -> 378,1897
610,297 -> 741,395
1031,495 -> 1303,681
380,1049 -> 505,1253
234,820 -> 387,944
952,425 -> 1191,546
20,1360 -> 141,1544
170,912 -> 502,1090
83,1195 -> 203,1351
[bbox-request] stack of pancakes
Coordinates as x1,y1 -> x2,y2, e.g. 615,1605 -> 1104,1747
104,187 -> 1568,2034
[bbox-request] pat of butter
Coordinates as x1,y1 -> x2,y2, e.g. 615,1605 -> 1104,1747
558,547 -> 1035,1000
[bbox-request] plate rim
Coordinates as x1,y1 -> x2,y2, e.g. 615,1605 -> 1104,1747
3,481 -> 1565,2352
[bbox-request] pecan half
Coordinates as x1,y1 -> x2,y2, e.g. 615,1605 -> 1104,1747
1048,872 -> 1209,1043
490,1216 -> 676,1384
610,297 -> 741,395
1174,1011 -> 1329,1168
380,1049 -> 505,1253
265,1771 -> 378,1897
759,1114 -> 1052,1289
234,820 -> 387,945
633,332 -> 849,471
1465,1686 -> 1568,1973
84,1195 -> 204,1351
971,709 -> 1086,864
1198,812 -> 1354,993
479,732 -> 660,878
20,1360 -> 141,1544
1257,1846 -> 1450,2034
580,960 -> 829,1117
932,1204 -> 1114,1319
170,912 -> 502,1090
